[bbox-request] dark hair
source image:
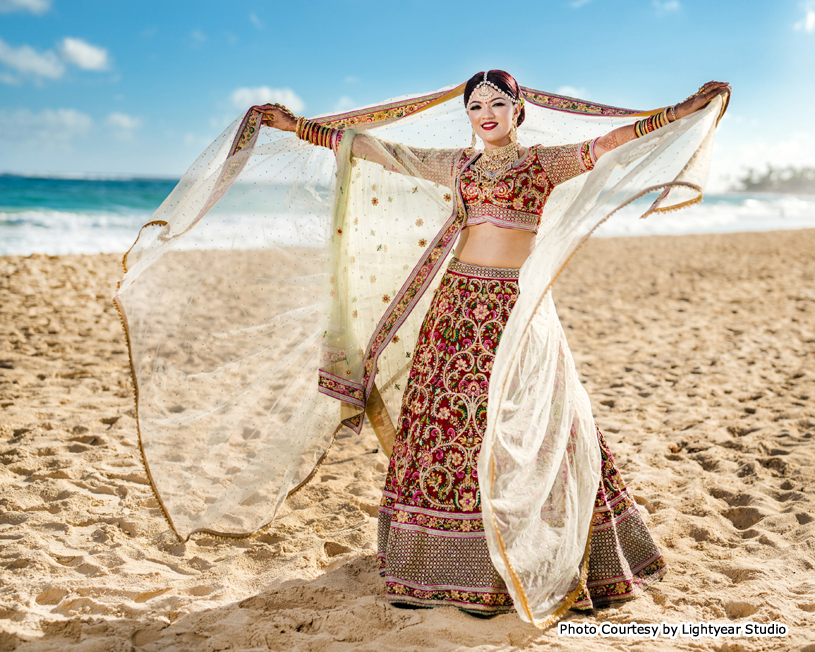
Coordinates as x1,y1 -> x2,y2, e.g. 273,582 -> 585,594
464,70 -> 525,126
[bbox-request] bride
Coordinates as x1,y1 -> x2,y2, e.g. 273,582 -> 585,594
114,70 -> 729,627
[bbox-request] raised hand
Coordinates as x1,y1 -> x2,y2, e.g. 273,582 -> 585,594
674,81 -> 731,120
258,103 -> 298,132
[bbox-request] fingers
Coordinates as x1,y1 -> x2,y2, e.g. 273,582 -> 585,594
687,81 -> 730,108
702,81 -> 730,94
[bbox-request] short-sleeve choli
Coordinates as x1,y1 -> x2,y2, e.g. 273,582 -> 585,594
461,140 -> 598,234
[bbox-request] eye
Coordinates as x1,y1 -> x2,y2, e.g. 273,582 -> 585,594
468,104 -> 482,111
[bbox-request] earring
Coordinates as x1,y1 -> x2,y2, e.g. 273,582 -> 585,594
510,122 -> 518,144
470,127 -> 477,149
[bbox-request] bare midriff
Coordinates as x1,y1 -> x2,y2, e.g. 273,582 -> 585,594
454,222 -> 536,269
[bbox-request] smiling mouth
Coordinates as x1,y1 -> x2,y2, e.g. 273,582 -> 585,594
481,122 -> 498,130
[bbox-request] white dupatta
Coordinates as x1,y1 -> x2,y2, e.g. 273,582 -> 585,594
114,81 -> 728,627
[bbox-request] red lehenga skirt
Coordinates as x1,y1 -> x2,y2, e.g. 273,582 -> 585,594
377,258 -> 667,614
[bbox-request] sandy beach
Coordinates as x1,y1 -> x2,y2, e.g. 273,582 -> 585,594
1,229 -> 814,651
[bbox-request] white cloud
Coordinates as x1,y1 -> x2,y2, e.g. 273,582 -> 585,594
653,0 -> 681,12
0,0 -> 50,14
59,37 -> 110,71
556,85 -> 588,98
0,108 -> 92,143
249,12 -> 264,29
0,37 -> 64,79
107,111 -> 141,131
333,96 -> 356,113
190,29 -> 207,43
0,37 -> 111,83
230,86 -> 305,114
794,2 -> 815,32
569,0 -> 592,7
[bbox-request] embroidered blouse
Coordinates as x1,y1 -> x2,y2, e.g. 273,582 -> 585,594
378,138 -> 598,235
461,140 -> 598,234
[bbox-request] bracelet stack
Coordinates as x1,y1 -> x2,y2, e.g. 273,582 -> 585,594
296,117 -> 343,152
633,106 -> 677,138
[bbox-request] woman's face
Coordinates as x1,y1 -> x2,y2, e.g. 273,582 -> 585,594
466,87 -> 521,149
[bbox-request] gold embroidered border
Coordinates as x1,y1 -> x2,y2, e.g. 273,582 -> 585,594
520,87 -> 643,117
309,82 -> 657,131
464,204 -> 539,233
121,220 -> 167,274
448,258 -> 521,280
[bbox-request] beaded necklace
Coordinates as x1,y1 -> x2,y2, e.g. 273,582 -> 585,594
470,140 -> 521,192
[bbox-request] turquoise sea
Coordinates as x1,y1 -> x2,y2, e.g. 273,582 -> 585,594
0,174 -> 176,256
2,173 -> 815,256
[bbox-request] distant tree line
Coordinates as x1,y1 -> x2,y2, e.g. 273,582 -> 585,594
734,165 -> 815,194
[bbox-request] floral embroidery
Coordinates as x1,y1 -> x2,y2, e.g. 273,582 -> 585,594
318,371 -> 364,407
230,109 -> 263,156
382,294 -> 390,303
320,346 -> 346,365
461,143 -> 594,234
416,218 -> 424,226
315,90 -> 446,130
444,193 -> 452,202
310,85 -> 639,134
521,88 -> 642,117
418,239 -> 427,247
371,197 -> 379,206
377,266 -> 519,611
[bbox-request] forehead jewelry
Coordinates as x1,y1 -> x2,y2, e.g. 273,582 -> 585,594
472,71 -> 518,104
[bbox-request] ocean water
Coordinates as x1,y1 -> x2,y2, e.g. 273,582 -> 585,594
2,174 -> 814,256
0,175 -> 177,256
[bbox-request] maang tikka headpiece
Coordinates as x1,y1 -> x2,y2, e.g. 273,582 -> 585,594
473,71 -> 519,104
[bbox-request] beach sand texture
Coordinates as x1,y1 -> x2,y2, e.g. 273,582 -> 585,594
1,230 -> 814,651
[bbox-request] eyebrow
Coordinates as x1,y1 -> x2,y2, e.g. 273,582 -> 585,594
467,97 -> 506,108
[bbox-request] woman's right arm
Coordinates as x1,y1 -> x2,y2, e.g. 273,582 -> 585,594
258,104 -> 459,189
259,104 -> 391,166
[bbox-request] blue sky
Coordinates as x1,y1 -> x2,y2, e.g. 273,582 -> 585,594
1,0 -> 814,191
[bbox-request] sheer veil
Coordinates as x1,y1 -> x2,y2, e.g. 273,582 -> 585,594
114,81 -> 728,626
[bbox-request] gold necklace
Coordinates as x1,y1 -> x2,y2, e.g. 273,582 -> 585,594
471,140 -> 520,192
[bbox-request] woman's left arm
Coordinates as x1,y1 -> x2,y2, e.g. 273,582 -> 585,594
593,80 -> 730,159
